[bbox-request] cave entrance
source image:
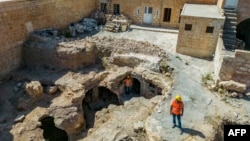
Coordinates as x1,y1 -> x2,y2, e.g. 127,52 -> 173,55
236,18 -> 250,50
39,117 -> 68,141
82,87 -> 120,129
146,82 -> 162,99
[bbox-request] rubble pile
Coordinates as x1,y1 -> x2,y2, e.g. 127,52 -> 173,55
84,36 -> 167,59
103,14 -> 131,32
69,18 -> 101,36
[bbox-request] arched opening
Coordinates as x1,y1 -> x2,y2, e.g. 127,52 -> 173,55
121,76 -> 141,96
99,87 -> 120,105
82,87 -> 120,129
132,78 -> 141,96
39,117 -> 68,141
236,18 -> 250,50
145,83 -> 162,99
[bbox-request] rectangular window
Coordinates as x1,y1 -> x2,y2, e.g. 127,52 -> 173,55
113,4 -> 120,15
148,7 -> 153,14
101,3 -> 107,13
156,10 -> 159,16
206,26 -> 214,33
185,24 -> 192,31
163,8 -> 171,22
179,9 -> 182,23
137,9 -> 140,15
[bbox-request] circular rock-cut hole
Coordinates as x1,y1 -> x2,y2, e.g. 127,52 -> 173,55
82,87 -> 120,129
39,117 -> 68,141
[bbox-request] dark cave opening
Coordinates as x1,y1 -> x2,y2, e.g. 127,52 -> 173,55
133,78 -> 141,95
39,116 -> 68,141
236,18 -> 250,50
82,87 -> 120,129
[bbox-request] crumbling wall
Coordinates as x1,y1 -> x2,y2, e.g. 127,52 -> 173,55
218,50 -> 250,87
23,33 -> 98,70
0,0 -> 95,79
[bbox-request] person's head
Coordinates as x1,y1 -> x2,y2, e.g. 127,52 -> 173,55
127,75 -> 130,79
175,95 -> 182,102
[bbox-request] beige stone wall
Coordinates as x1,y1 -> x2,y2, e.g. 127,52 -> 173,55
160,0 -> 217,28
97,0 -> 218,28
176,16 -> 224,58
216,0 -> 225,8
237,0 -> 250,23
219,50 -> 250,87
0,0 -> 96,79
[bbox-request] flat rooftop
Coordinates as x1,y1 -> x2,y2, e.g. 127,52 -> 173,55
181,4 -> 224,19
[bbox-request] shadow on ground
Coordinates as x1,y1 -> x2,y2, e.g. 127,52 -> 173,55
182,128 -> 206,138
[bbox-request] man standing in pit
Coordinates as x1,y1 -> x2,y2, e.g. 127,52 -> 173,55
123,75 -> 133,95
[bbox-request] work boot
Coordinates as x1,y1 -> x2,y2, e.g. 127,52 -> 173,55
179,128 -> 183,135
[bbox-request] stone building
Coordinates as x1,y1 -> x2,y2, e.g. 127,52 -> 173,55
96,0 -> 217,28
176,4 -> 225,58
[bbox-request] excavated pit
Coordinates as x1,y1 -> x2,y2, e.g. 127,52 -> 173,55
40,117 -> 68,141
82,86 -> 120,129
5,28 -> 175,141
213,119 -> 239,141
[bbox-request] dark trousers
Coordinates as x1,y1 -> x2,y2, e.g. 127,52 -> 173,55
125,86 -> 131,94
172,114 -> 182,129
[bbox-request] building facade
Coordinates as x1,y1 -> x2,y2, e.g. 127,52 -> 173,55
96,0 -> 217,28
176,4 -> 225,58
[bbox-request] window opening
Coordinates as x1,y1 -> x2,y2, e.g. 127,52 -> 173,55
185,24 -> 192,31
163,8 -> 171,22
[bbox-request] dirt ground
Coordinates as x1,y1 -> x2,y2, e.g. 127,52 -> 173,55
1,27 -> 250,141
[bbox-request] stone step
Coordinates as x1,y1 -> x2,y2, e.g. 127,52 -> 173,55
223,38 -> 236,45
224,43 -> 236,50
226,17 -> 237,22
223,8 -> 237,13
223,25 -> 236,31
223,29 -> 236,34
222,34 -> 236,39
224,12 -> 237,17
224,21 -> 237,26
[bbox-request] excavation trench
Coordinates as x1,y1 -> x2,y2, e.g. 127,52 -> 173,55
9,29 -> 173,141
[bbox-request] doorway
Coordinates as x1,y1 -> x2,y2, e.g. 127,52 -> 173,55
143,7 -> 153,24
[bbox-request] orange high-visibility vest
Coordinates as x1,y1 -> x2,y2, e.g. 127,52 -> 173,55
171,100 -> 183,115
124,78 -> 132,87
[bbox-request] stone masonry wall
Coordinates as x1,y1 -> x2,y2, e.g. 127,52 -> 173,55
176,16 -> 224,58
160,0 -> 217,28
97,0 -> 217,28
237,0 -> 250,23
0,0 -> 96,79
219,50 -> 250,87
216,0 -> 225,9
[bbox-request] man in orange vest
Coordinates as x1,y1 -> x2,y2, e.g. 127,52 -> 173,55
170,95 -> 184,133
123,75 -> 132,95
